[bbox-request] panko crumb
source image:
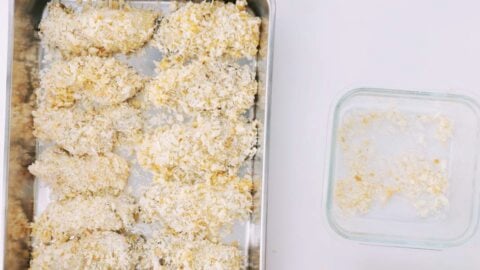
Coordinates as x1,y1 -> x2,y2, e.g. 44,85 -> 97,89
7,198 -> 30,242
335,179 -> 377,215
30,232 -> 143,270
40,3 -> 158,57
39,56 -> 144,108
394,155 -> 449,217
418,114 -> 454,143
140,231 -> 243,270
335,110 -> 452,217
33,103 -> 143,155
32,194 -> 137,245
154,0 -> 260,59
139,178 -> 252,240
28,147 -> 130,200
147,59 -> 257,118
137,116 -> 258,183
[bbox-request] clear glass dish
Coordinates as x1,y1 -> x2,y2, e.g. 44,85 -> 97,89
326,88 -> 480,249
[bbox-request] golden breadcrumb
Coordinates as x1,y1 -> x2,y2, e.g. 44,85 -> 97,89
30,232 -> 143,270
7,199 -> 30,242
28,147 -> 129,200
33,106 -> 114,155
155,0 -> 260,59
33,103 -> 143,155
39,56 -> 144,108
6,199 -> 30,270
137,116 -> 258,183
10,103 -> 35,148
140,231 -> 243,270
40,3 -> 158,57
334,179 -> 377,215
335,110 -> 452,217
139,178 -> 252,240
32,194 -> 136,245
147,59 -> 257,118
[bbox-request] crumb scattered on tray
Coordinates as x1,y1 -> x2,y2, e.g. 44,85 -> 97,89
28,147 -> 130,200
147,59 -> 257,118
40,3 -> 158,57
7,199 -> 30,242
39,56 -> 144,108
32,194 -> 137,245
154,0 -> 260,59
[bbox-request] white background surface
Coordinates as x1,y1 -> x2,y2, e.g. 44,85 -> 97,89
3,0 -> 480,269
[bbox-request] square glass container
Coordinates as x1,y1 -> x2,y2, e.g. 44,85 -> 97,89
326,88 -> 480,249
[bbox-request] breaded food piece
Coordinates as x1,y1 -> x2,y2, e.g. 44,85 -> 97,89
33,103 -> 142,155
139,178 -> 252,240
147,59 -> 257,118
32,194 -> 136,245
33,106 -> 115,155
39,3 -> 158,57
30,232 -> 143,270
155,0 -> 260,59
28,147 -> 129,199
140,231 -> 243,270
39,56 -> 144,108
137,116 -> 257,182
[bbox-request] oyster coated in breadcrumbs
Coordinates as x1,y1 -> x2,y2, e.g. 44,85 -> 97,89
33,103 -> 143,155
147,59 -> 257,118
32,194 -> 136,245
140,231 -> 243,270
139,178 -> 252,240
30,232 -> 143,270
28,147 -> 129,200
155,0 -> 260,59
137,116 -> 258,183
39,56 -> 144,108
40,3 -> 158,57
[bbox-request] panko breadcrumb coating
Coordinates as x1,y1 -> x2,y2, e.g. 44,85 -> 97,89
33,106 -> 114,155
32,194 -> 136,245
30,232 -> 143,270
137,116 -> 258,183
140,231 -> 243,270
139,178 -> 252,240
147,59 -> 257,118
33,103 -> 142,155
104,103 -> 144,144
28,147 -> 129,200
155,0 -> 260,59
39,56 -> 144,108
40,3 -> 158,57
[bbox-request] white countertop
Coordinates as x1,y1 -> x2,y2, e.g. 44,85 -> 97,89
2,0 -> 480,269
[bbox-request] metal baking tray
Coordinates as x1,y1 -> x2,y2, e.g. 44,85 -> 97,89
2,0 -> 275,269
